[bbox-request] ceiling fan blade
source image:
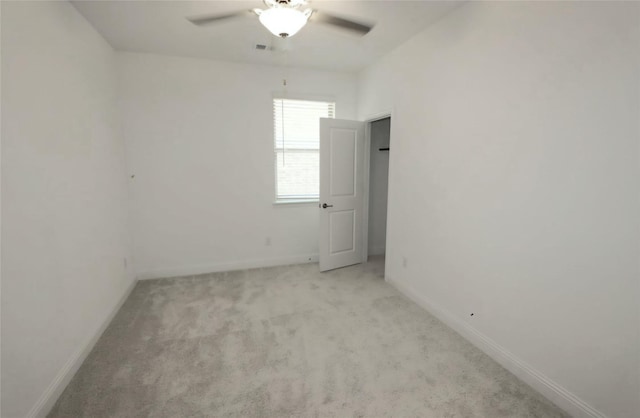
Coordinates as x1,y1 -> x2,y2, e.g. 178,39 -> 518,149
311,11 -> 373,36
186,10 -> 252,26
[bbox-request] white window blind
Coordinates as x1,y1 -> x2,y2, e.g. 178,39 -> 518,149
274,98 -> 335,201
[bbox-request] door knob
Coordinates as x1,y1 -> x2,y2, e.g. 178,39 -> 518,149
322,203 -> 333,209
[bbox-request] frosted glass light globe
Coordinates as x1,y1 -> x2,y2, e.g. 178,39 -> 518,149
258,8 -> 311,38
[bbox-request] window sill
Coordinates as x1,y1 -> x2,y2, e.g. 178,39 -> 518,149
273,199 -> 319,207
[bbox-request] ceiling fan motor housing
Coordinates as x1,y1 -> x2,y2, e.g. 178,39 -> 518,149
275,0 -> 305,6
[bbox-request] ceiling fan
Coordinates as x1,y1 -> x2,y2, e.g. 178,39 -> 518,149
187,0 -> 373,39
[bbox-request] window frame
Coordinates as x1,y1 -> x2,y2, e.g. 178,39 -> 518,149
271,95 -> 336,205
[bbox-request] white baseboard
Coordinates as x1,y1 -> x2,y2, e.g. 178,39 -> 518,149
136,253 -> 319,280
386,275 -> 607,418
26,278 -> 138,418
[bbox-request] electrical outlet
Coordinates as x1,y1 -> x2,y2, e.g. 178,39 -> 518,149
402,257 -> 408,268
265,237 -> 271,246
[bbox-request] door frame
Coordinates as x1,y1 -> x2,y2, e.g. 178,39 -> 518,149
361,110 -> 394,264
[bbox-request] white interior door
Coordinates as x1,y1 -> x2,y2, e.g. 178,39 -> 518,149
319,118 -> 366,272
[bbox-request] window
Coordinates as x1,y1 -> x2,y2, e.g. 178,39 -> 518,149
273,98 -> 335,202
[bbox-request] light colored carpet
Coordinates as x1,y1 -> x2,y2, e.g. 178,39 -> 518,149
49,257 -> 568,417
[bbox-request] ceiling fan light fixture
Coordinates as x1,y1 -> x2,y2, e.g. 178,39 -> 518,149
257,7 -> 311,38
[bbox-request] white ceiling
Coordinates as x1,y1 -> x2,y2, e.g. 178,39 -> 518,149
72,0 -> 462,73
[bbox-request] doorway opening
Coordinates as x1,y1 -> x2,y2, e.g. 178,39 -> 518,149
317,115 -> 389,273
366,117 -> 391,273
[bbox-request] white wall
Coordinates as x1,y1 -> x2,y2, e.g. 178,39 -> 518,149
118,52 -> 357,279
358,2 -> 639,418
368,118 -> 390,256
1,2 -> 134,417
